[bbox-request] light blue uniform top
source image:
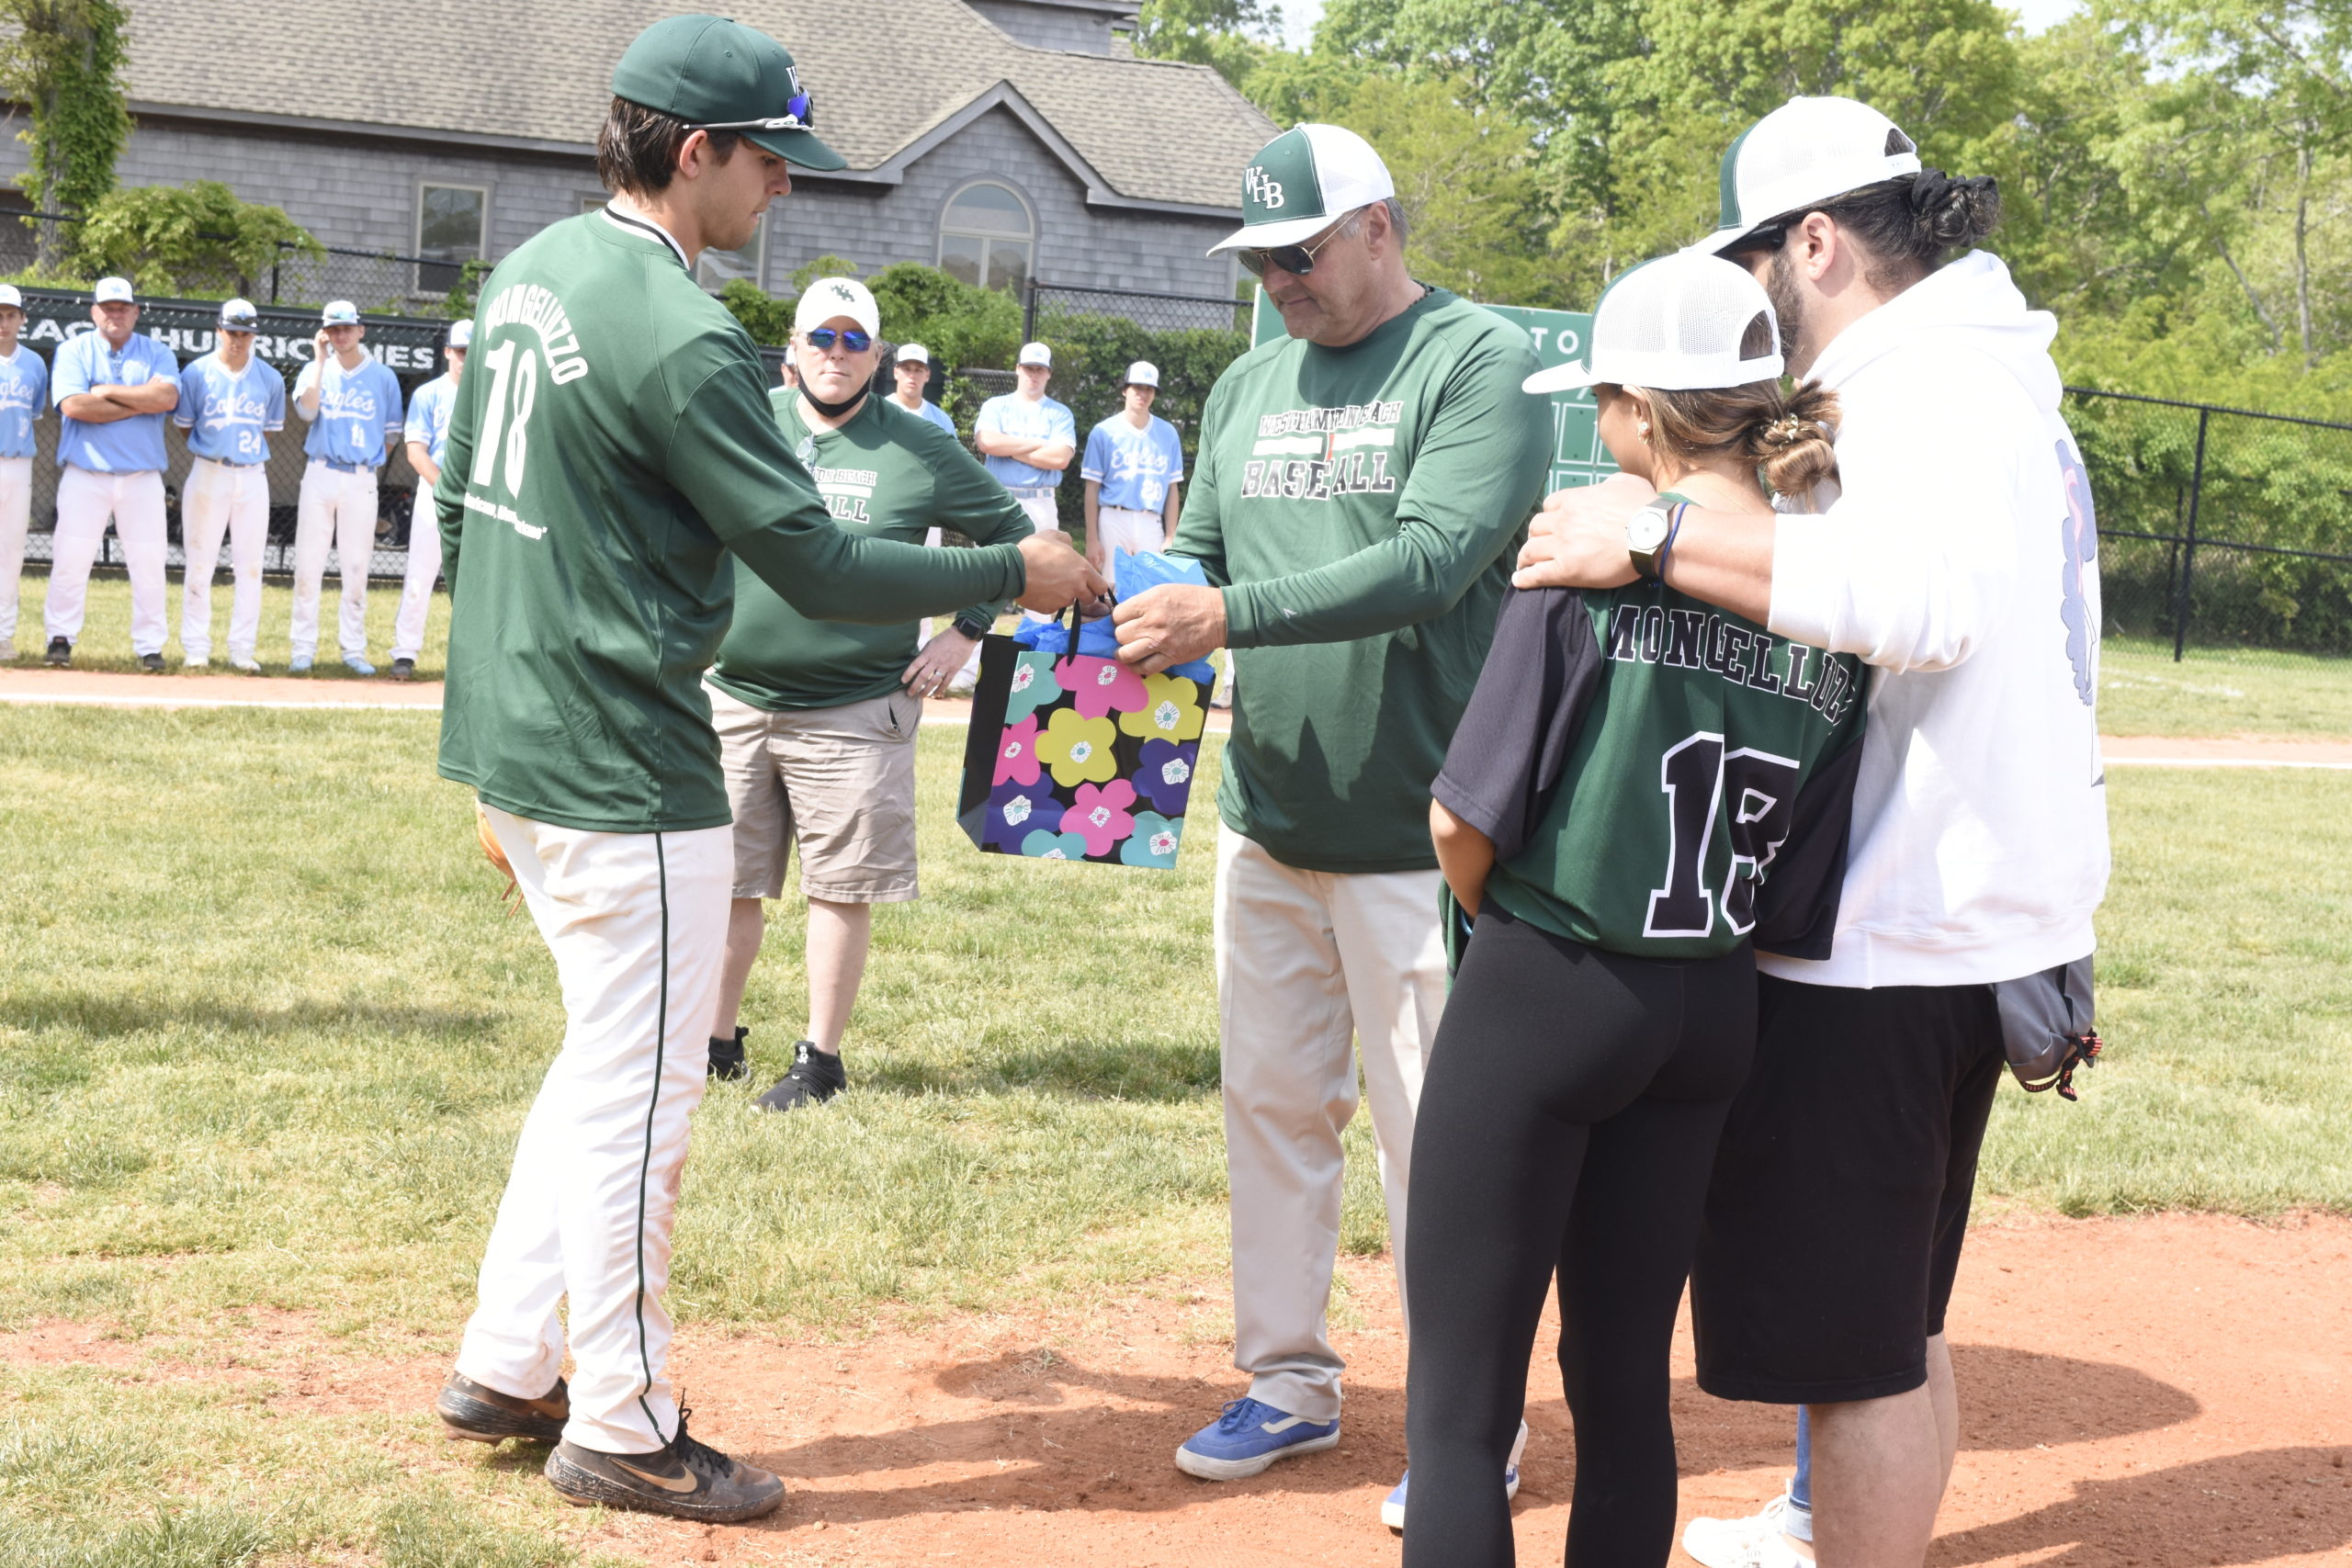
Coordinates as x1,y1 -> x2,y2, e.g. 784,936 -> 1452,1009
295,355 -> 404,468
1080,412 -> 1186,514
894,394 -> 956,437
52,329 -> 179,472
173,354 -> 286,465
976,391 -> 1075,491
403,372 -> 459,467
0,344 -> 49,460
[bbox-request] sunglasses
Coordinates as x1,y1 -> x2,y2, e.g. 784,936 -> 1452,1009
689,91 -> 817,134
1722,220 -> 1790,259
1237,215 -> 1356,279
805,327 -> 872,352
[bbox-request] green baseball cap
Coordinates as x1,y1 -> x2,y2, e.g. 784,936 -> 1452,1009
610,14 -> 846,173
1208,123 -> 1395,254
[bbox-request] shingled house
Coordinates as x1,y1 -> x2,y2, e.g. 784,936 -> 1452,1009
6,0 -> 1274,303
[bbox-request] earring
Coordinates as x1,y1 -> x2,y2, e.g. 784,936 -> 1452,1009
1637,422 -> 1650,436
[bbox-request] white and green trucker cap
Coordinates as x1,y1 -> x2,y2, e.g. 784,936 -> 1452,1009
1524,252 -> 1784,394
1690,96 -> 1922,255
1208,123 -> 1396,254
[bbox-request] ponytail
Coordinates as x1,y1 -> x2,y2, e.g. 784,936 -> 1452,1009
1633,378 -> 1841,510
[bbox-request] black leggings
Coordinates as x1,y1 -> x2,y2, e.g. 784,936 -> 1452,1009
1402,907 -> 1756,1568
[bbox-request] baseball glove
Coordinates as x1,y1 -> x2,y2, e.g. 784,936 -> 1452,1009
477,804 -> 521,910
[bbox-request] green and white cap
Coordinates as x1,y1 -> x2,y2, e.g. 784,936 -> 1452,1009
611,14 -> 845,173
1208,123 -> 1395,255
1524,252 -> 1783,394
1690,96 -> 1921,255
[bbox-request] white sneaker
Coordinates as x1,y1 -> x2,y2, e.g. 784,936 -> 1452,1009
184,655 -> 209,671
1683,1494 -> 1810,1568
229,655 -> 262,674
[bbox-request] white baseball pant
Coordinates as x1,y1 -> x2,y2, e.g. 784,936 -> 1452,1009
290,458 -> 377,660
1012,491 -> 1062,625
1095,504 -> 1167,559
1216,828 -> 1447,1422
178,457 -> 270,663
390,491 -> 442,663
457,805 -> 732,1455
0,456 -> 31,653
44,467 -> 168,655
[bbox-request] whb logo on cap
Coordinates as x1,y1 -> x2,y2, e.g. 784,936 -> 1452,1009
1244,166 -> 1285,210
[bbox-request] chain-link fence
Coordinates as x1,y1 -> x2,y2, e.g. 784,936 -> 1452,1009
2066,388 -> 2352,662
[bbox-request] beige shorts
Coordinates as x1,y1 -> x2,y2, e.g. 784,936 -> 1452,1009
709,682 -> 922,903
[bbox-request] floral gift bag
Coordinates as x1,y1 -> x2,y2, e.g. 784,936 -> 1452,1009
956,598 -> 1216,870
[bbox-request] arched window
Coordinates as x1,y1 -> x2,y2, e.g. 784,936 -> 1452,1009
938,180 -> 1034,293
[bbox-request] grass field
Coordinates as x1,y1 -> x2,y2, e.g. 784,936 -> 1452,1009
0,668 -> 2348,1561
7,572 -> 449,680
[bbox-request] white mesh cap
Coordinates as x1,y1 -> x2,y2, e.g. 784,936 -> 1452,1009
1690,96 -> 1921,255
1524,253 -> 1784,394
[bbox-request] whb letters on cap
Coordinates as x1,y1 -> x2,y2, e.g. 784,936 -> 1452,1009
1242,129 -> 1327,225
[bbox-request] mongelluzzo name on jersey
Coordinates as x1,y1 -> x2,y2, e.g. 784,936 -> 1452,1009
1604,602 -> 1862,725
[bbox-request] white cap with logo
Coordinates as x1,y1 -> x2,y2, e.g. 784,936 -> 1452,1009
0,285 -> 23,310
1690,96 -> 1922,255
321,299 -> 361,325
1211,123 -> 1396,254
896,342 -> 931,366
794,276 -> 880,338
1123,361 -> 1159,389
1017,342 -> 1052,368
447,318 -> 474,349
1523,252 -> 1784,394
94,276 -> 134,305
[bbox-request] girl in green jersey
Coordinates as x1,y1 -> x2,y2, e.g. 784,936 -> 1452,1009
1398,253 -> 1861,1567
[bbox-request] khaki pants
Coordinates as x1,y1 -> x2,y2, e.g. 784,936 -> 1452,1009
1216,828 -> 1448,1422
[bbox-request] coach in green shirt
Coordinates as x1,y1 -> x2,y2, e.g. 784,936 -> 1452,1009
702,276 -> 1031,1109
1114,124 -> 1549,1489
427,15 -> 1102,1528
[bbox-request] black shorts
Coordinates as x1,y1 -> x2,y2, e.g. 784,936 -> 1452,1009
1690,974 -> 2004,1404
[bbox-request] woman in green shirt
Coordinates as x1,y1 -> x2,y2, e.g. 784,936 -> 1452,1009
1397,253 -> 1862,1566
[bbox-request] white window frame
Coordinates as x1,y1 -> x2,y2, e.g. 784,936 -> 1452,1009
937,177 -> 1036,293
414,181 -> 491,296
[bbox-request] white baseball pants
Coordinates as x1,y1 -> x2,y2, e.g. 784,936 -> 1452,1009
1013,491 -> 1062,625
1095,504 -> 1167,558
457,805 -> 732,1456
179,457 -> 269,663
1216,828 -> 1447,1423
0,456 -> 31,652
44,467 -> 168,655
390,492 -> 442,663
290,459 -> 377,660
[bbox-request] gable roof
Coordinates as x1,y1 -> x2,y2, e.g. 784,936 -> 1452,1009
119,0 -> 1274,215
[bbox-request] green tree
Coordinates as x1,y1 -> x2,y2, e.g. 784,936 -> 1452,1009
73,181 -> 322,299
1133,0 -> 1284,89
0,0 -> 129,270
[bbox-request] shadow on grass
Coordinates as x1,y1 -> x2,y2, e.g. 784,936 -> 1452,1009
863,1035 -> 1220,1103
0,991 -> 504,1041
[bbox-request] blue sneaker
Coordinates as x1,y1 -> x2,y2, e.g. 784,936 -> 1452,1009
1381,1419 -> 1527,1531
344,653 -> 376,675
289,653 -> 312,673
1173,1397 -> 1340,1481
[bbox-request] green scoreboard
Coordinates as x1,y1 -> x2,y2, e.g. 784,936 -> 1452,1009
1249,289 -> 1619,491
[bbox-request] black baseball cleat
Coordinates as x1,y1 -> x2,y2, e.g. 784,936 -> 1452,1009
138,652 -> 164,672
435,1371 -> 571,1444
390,657 -> 415,681
754,1040 -> 845,1111
707,1026 -> 748,1081
44,637 -> 70,667
544,1412 -> 785,1522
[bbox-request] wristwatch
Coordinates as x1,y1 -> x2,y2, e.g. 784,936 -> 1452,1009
952,611 -> 995,641
1627,496 -> 1677,582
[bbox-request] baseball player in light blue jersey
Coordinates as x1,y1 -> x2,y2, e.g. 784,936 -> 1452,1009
173,298 -> 286,672
1080,359 -> 1185,572
290,299 -> 403,673
44,276 -> 181,671
0,284 -> 49,660
390,317 -> 468,679
974,341 -> 1075,535
888,342 -> 956,436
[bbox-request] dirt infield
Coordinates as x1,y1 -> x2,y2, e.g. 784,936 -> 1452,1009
7,1212 -> 2346,1566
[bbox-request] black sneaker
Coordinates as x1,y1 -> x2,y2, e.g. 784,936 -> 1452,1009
754,1041 -> 845,1111
707,1026 -> 748,1081
138,652 -> 164,673
390,657 -> 415,681
44,637 -> 70,668
544,1411 -> 785,1522
435,1371 -> 570,1444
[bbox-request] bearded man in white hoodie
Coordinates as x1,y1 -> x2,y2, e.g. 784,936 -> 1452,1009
1513,97 -> 2108,1568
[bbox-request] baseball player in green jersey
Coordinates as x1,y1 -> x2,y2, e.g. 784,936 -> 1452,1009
1399,253 -> 1861,1568
1110,125 -> 1550,1492
701,276 -> 1032,1106
425,17 -> 1102,1525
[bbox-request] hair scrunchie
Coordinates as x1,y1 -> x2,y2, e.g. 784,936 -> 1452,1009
1907,167 -> 1957,215
1762,412 -> 1811,448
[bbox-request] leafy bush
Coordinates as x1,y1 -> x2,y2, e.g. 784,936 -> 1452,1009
71,181 -> 321,299
1027,309 -> 1249,534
